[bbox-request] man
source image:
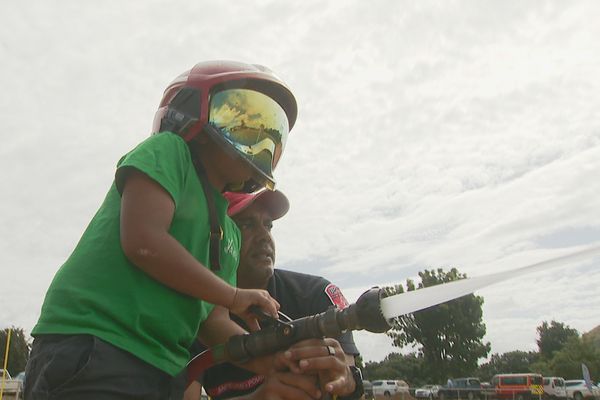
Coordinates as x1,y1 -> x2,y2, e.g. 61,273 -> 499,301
185,190 -> 363,400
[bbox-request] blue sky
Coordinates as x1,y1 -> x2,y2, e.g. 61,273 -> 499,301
1,1 -> 600,364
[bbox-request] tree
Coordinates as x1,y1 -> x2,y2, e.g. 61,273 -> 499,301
355,354 -> 365,369
549,336 -> 600,379
0,326 -> 31,375
536,320 -> 579,360
582,325 -> 600,350
386,268 -> 491,383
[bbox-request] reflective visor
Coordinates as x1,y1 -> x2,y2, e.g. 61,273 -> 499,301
208,89 -> 289,181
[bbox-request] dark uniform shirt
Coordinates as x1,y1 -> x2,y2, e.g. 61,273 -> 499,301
197,269 -> 359,399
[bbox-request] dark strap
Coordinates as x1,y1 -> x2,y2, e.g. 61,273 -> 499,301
190,148 -> 222,272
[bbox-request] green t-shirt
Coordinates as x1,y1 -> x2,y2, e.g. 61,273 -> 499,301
32,132 -> 240,376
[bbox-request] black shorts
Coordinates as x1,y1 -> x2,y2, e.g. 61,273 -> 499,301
24,334 -> 185,400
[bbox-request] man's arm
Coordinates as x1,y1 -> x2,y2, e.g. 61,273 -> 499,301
183,381 -> 203,400
273,274 -> 362,398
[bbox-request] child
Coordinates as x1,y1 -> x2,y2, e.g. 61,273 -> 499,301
25,60 -> 298,400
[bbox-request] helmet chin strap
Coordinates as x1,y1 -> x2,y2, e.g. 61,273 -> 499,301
224,181 -> 245,192
225,178 -> 263,193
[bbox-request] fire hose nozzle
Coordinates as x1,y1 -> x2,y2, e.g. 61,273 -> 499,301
338,287 -> 391,333
224,287 -> 391,362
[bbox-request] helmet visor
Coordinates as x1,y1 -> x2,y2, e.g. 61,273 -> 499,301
208,89 -> 289,181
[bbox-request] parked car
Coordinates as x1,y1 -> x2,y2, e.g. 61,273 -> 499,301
415,384 -> 441,399
564,380 -> 600,400
481,382 -> 495,397
492,373 -> 544,400
363,380 -> 374,400
438,377 -> 482,400
543,377 -> 567,400
372,380 -> 409,398
397,380 -> 411,394
15,371 -> 26,384
0,369 -> 23,396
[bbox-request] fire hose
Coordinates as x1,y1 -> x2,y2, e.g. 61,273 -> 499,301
187,287 -> 389,385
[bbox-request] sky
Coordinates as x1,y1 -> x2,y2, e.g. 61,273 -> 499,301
1,1 -> 600,366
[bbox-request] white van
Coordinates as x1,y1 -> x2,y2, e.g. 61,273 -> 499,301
372,380 -> 409,397
543,377 -> 567,400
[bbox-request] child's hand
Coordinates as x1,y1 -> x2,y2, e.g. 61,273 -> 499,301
229,288 -> 280,331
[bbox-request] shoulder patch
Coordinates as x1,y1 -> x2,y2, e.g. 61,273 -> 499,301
324,283 -> 349,309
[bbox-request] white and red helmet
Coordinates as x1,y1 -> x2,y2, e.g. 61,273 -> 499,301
152,61 -> 297,192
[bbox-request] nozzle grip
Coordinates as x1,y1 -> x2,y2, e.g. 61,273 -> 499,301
224,288 -> 390,362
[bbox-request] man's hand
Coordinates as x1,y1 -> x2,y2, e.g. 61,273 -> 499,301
278,338 -> 356,397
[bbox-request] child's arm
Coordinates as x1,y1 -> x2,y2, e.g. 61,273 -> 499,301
119,168 -> 278,323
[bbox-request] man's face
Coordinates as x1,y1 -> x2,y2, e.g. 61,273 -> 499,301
233,201 -> 276,289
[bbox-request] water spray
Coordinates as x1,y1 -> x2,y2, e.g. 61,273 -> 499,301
188,244 -> 600,384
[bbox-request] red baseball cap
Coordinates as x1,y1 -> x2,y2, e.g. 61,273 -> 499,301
223,190 -> 290,220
